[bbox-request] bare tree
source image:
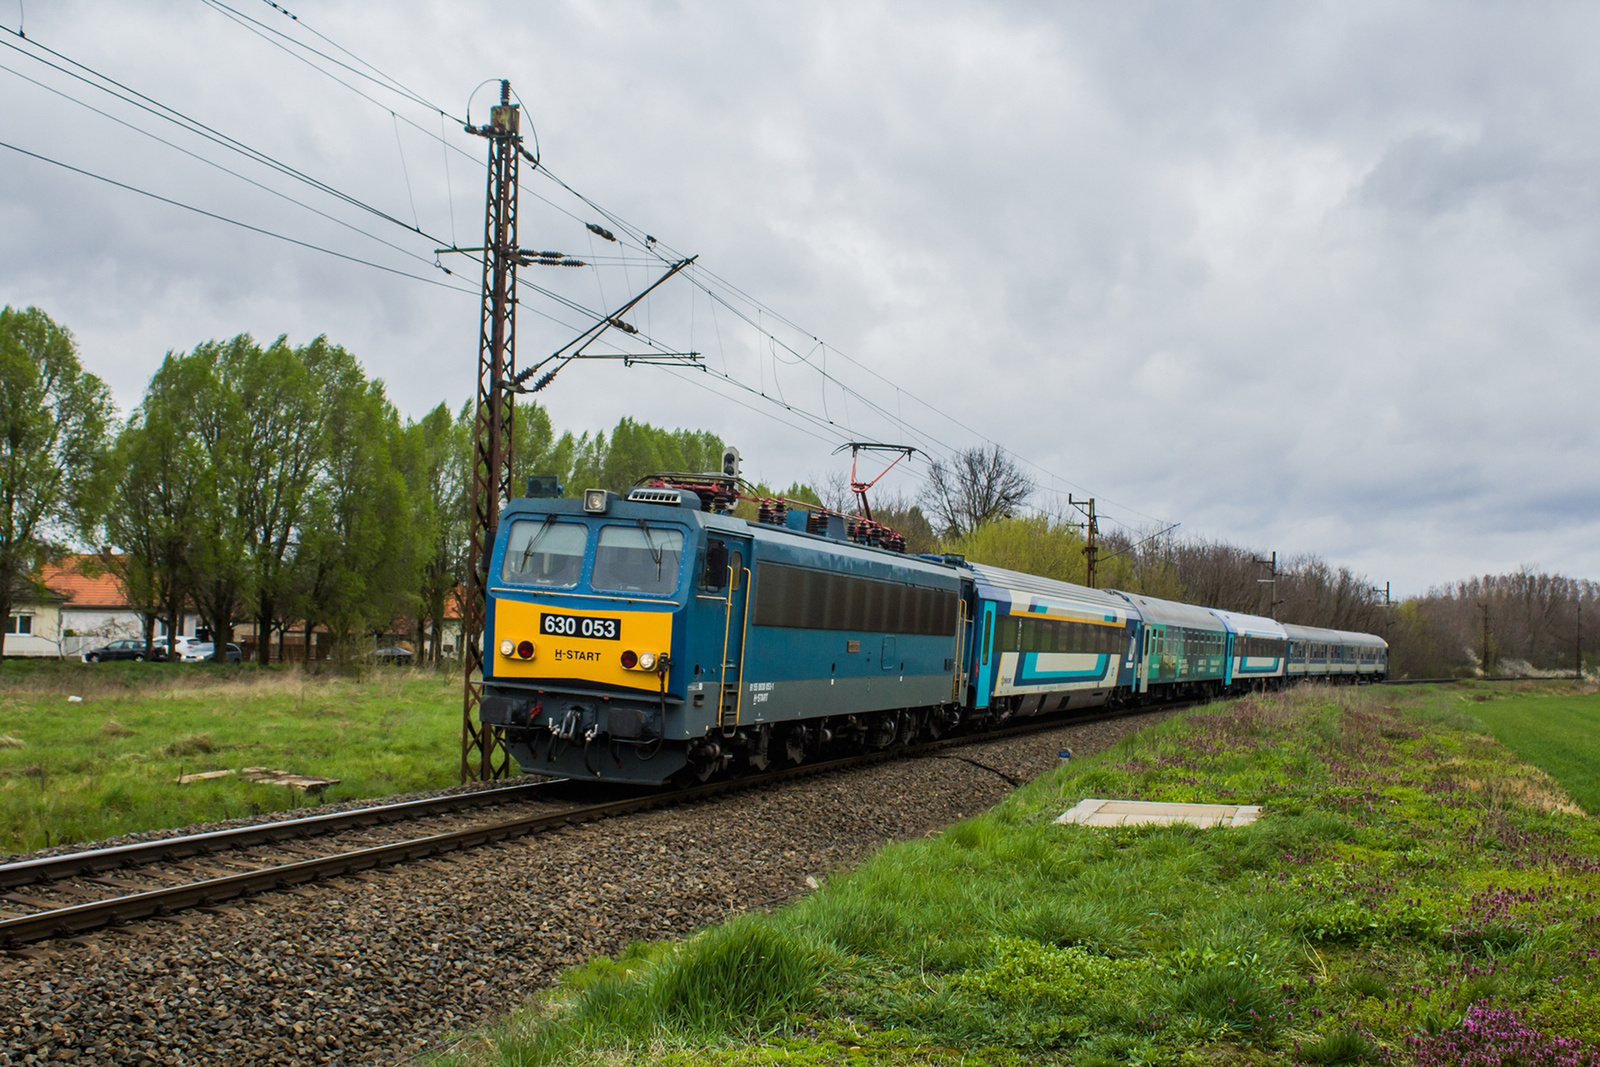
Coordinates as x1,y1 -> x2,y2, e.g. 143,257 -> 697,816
925,445 -> 1033,538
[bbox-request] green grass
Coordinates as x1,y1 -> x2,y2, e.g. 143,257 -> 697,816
434,683 -> 1600,1066
0,658 -> 461,854
1449,681 -> 1600,814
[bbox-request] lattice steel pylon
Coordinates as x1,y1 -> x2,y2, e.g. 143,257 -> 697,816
461,81 -> 523,782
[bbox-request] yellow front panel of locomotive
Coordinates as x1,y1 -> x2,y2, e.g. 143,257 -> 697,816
492,598 -> 673,692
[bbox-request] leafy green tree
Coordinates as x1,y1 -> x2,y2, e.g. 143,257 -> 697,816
564,428 -> 606,492
600,418 -> 723,491
0,307 -> 114,660
299,355 -> 414,662
168,338 -> 252,661
101,376 -> 208,658
776,482 -> 822,507
512,400 -> 576,491
873,501 -> 939,555
233,337 -> 323,664
404,402 -> 468,664
944,515 -> 1089,584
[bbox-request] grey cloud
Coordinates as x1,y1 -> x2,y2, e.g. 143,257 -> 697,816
3,1 -> 1600,593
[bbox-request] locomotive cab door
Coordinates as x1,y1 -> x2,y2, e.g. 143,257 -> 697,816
697,534 -> 752,728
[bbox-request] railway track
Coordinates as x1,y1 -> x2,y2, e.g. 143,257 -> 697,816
0,711 -> 1114,947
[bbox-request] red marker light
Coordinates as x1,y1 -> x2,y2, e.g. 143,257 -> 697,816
620,649 -> 638,669
517,640 -> 535,659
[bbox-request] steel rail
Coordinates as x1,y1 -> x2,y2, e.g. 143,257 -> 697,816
0,777 -> 563,890
0,710 -> 1117,946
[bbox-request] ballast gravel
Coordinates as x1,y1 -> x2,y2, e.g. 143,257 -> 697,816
0,710 -> 1174,1065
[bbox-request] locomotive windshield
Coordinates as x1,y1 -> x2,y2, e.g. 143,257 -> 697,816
592,524 -> 684,596
500,519 -> 586,586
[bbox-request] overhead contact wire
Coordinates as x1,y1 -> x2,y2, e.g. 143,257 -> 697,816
0,138 -> 477,293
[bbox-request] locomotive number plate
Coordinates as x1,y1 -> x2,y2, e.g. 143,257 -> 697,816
540,612 -> 621,641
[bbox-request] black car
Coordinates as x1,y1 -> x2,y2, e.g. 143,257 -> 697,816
82,639 -> 152,663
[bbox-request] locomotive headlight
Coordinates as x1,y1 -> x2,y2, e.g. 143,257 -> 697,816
499,639 -> 514,657
517,640 -> 536,660
638,651 -> 657,671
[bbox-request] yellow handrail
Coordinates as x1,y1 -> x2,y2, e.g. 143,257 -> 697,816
731,566 -> 752,727
718,563 -> 735,727
951,597 -> 968,701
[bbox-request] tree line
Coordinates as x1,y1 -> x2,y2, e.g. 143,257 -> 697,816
915,446 -> 1596,678
2,306 -> 1592,676
0,307 -> 754,663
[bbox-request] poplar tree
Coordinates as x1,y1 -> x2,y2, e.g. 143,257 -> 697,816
298,352 -> 415,660
0,307 -> 113,661
403,403 -> 467,664
102,379 -> 206,659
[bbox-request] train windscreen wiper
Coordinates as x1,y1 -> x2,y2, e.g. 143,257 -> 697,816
517,515 -> 558,574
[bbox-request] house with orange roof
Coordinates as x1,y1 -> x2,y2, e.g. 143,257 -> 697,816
3,556 -> 200,658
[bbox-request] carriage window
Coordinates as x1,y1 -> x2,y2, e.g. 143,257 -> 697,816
500,520 -> 587,587
593,525 -> 684,595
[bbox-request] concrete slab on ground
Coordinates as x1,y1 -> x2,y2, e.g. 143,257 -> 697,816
1055,799 -> 1261,828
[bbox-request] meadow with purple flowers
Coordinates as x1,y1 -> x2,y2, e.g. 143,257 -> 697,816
440,682 -> 1600,1066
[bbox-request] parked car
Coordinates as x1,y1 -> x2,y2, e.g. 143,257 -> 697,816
373,646 -> 414,665
151,635 -> 201,663
179,642 -> 243,664
81,639 -> 152,663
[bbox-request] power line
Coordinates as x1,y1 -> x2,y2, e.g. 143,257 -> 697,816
0,138 -> 479,293
160,0 -> 1127,510
256,0 -> 442,117
0,58 -> 443,271
201,0 -> 446,117
0,27 -> 433,245
3,25 -> 694,361
527,160 -> 1176,525
31,8 -> 1169,530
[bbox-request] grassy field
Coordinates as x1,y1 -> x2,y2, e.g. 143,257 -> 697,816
437,682 -> 1600,1066
0,659 -> 461,855
1454,682 -> 1600,814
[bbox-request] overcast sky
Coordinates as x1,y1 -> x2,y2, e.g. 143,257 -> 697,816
3,1 -> 1597,595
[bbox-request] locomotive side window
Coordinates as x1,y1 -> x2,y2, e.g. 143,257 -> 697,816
500,520 -> 587,587
702,539 -> 730,591
592,525 -> 684,596
752,563 -> 956,636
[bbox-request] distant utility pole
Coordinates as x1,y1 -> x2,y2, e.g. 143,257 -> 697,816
460,80 -> 525,783
1068,496 -> 1098,589
1367,581 -> 1392,637
1253,551 -> 1280,620
1577,600 -> 1584,681
1478,601 -> 1493,678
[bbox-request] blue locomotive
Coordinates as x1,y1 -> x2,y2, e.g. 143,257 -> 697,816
478,465 -> 1388,784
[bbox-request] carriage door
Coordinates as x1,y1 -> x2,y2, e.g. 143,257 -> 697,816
708,537 -> 752,728
973,601 -> 997,709
1137,627 -> 1153,693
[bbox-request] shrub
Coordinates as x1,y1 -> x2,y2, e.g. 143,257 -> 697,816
649,918 -> 823,1033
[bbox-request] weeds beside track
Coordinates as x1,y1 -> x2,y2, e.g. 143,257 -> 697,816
436,683 -> 1600,1067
